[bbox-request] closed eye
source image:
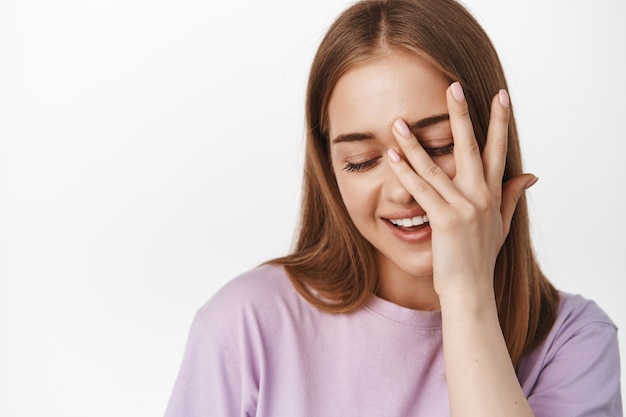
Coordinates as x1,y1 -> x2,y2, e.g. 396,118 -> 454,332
343,156 -> 382,172
423,144 -> 454,157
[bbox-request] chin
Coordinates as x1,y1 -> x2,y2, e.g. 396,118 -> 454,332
402,250 -> 434,276
379,250 -> 434,280
404,265 -> 434,279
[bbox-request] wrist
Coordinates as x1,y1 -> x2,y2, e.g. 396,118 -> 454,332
437,286 -> 497,318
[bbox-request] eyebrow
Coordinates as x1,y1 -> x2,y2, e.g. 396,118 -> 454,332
331,113 -> 450,144
409,113 -> 450,130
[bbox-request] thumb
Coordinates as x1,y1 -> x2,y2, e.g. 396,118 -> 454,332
501,174 -> 538,237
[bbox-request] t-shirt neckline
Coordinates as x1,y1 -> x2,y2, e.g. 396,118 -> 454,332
364,294 -> 443,329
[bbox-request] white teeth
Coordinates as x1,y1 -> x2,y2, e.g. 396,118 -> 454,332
389,215 -> 429,227
412,216 -> 424,226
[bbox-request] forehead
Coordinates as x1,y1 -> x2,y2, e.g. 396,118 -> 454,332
327,52 -> 450,140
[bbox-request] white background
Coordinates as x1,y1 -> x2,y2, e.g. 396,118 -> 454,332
1,0 -> 625,415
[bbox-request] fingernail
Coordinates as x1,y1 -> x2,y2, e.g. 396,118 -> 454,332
393,119 -> 411,137
387,148 -> 401,163
451,81 -> 465,103
499,89 -> 509,108
524,176 -> 539,190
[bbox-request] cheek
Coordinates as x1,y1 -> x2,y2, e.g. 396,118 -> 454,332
335,175 -> 361,212
335,173 -> 378,220
332,159 -> 360,212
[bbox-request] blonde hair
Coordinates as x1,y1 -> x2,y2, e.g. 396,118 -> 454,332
272,0 -> 558,364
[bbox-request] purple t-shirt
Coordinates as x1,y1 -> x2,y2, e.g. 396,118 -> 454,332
165,264 -> 622,416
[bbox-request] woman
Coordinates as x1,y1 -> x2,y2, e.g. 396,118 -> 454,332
165,0 -> 621,415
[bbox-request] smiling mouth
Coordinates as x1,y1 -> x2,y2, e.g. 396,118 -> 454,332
387,215 -> 429,231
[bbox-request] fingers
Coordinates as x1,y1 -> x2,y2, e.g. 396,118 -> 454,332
386,148 -> 450,214
447,82 -> 483,186
483,90 -> 510,199
388,83 -> 517,227
500,174 -> 538,237
390,119 -> 459,203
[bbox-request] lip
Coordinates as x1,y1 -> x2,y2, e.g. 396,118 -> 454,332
383,219 -> 432,243
381,208 -> 432,243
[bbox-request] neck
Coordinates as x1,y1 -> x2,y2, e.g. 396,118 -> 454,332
376,258 -> 440,311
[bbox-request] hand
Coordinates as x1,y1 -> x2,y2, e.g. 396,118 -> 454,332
387,82 -> 536,303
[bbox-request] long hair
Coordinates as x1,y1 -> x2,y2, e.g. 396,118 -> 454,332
272,0 -> 559,364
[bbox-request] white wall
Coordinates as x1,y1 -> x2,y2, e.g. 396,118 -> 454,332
1,0 -> 624,415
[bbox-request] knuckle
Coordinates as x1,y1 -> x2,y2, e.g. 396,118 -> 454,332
495,139 -> 508,157
457,194 -> 492,221
474,192 -> 493,211
441,210 -> 465,229
460,201 -> 480,220
420,163 -> 443,181
412,179 -> 430,194
463,139 -> 481,155
456,107 -> 471,120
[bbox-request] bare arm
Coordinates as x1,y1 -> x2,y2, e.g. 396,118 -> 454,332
388,83 -> 535,416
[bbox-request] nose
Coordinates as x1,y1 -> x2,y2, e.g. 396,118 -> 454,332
382,157 -> 416,205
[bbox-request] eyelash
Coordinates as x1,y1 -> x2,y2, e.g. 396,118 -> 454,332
344,156 -> 382,172
424,143 -> 454,157
343,144 -> 454,173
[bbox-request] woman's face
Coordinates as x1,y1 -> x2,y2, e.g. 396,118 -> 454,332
328,52 -> 455,283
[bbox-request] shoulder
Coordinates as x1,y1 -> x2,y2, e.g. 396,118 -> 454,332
164,264 -> 296,416
199,263 -> 294,310
518,292 -> 622,416
551,291 -> 617,338
193,264 -> 309,339
525,291 -> 618,367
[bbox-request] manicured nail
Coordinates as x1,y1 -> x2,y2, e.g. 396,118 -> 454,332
451,81 -> 465,103
393,119 -> 411,137
387,148 -> 401,163
524,176 -> 539,190
499,89 -> 509,108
